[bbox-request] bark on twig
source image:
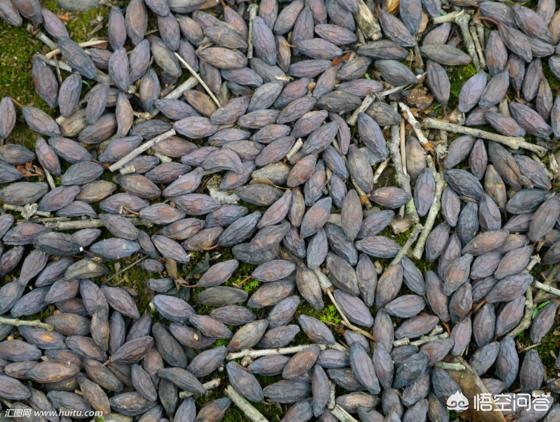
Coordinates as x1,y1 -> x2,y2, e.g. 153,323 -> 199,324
227,344 -> 343,360
399,102 -> 432,151
412,157 -> 445,259
45,39 -> 108,59
470,24 -> 486,69
3,204 -> 50,218
330,405 -> 360,422
109,129 -> 177,172
247,4 -> 258,59
534,280 -> 560,297
393,325 -> 443,347
509,287 -> 534,338
372,158 -> 390,184
436,362 -> 466,371
224,385 -> 269,422
390,223 -> 423,266
175,53 -> 221,107
455,13 -> 480,70
422,118 -> 548,155
0,316 -> 53,331
389,115 -> 419,226
179,378 -> 221,398
325,288 -> 377,341
432,10 -> 464,24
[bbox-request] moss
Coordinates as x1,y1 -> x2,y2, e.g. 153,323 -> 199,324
297,302 -> 342,326
104,256 -> 153,314
448,63 -> 478,107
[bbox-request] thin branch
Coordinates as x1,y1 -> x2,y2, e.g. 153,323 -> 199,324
0,316 -> 53,331
470,24 -> 486,69
455,13 -> 480,70
45,39 -> 108,59
247,4 -> 258,59
390,223 -> 423,266
179,378 -> 221,398
330,405 -> 360,422
108,129 -> 176,172
43,167 -> 56,190
510,287 -> 534,338
3,204 -> 50,218
225,386 -> 269,422
432,10 -> 464,24
325,288 -> 377,341
286,138 -> 304,161
422,118 -> 548,155
534,280 -> 560,297
399,102 -> 432,151
412,157 -> 445,260
372,158 -> 390,184
44,219 -> 105,230
393,325 -> 444,347
175,53 -> 221,107
390,114 -> 419,225
436,362 -> 466,371
227,344 -> 336,361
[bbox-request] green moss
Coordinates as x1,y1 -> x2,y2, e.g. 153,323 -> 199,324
297,303 -> 342,326
448,63 -> 478,106
105,256 -> 153,314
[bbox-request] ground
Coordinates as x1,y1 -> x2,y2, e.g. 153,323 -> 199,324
0,2 -> 558,422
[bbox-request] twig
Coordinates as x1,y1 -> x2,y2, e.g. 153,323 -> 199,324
436,362 -> 466,371
390,114 -> 419,225
510,288 -> 534,338
470,24 -> 486,69
43,168 -> 56,190
35,31 -> 57,50
394,326 -> 443,347
422,118 -> 548,155
175,53 -> 221,107
225,386 -> 269,422
165,76 -> 198,100
3,204 -> 50,218
399,102 -> 432,151
350,177 -> 372,209
325,288 -> 376,341
412,157 -> 445,259
346,79 -> 422,126
0,316 -> 53,331
455,13 -> 480,70
109,129 -> 177,172
432,10 -> 464,24
390,223 -> 423,266
227,344 -> 340,361
347,95 -> 375,126
534,281 -> 560,297
286,139 -> 304,161
179,378 -> 221,398
44,220 -> 105,230
330,405 -> 360,422
372,158 -> 390,184
45,39 -> 108,59
247,4 -> 258,59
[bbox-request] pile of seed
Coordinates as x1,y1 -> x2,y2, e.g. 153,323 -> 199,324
0,0 -> 559,420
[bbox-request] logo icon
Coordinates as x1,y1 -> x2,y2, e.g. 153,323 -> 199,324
446,390 -> 469,412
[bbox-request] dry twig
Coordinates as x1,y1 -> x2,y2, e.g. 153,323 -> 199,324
423,118 -> 548,155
